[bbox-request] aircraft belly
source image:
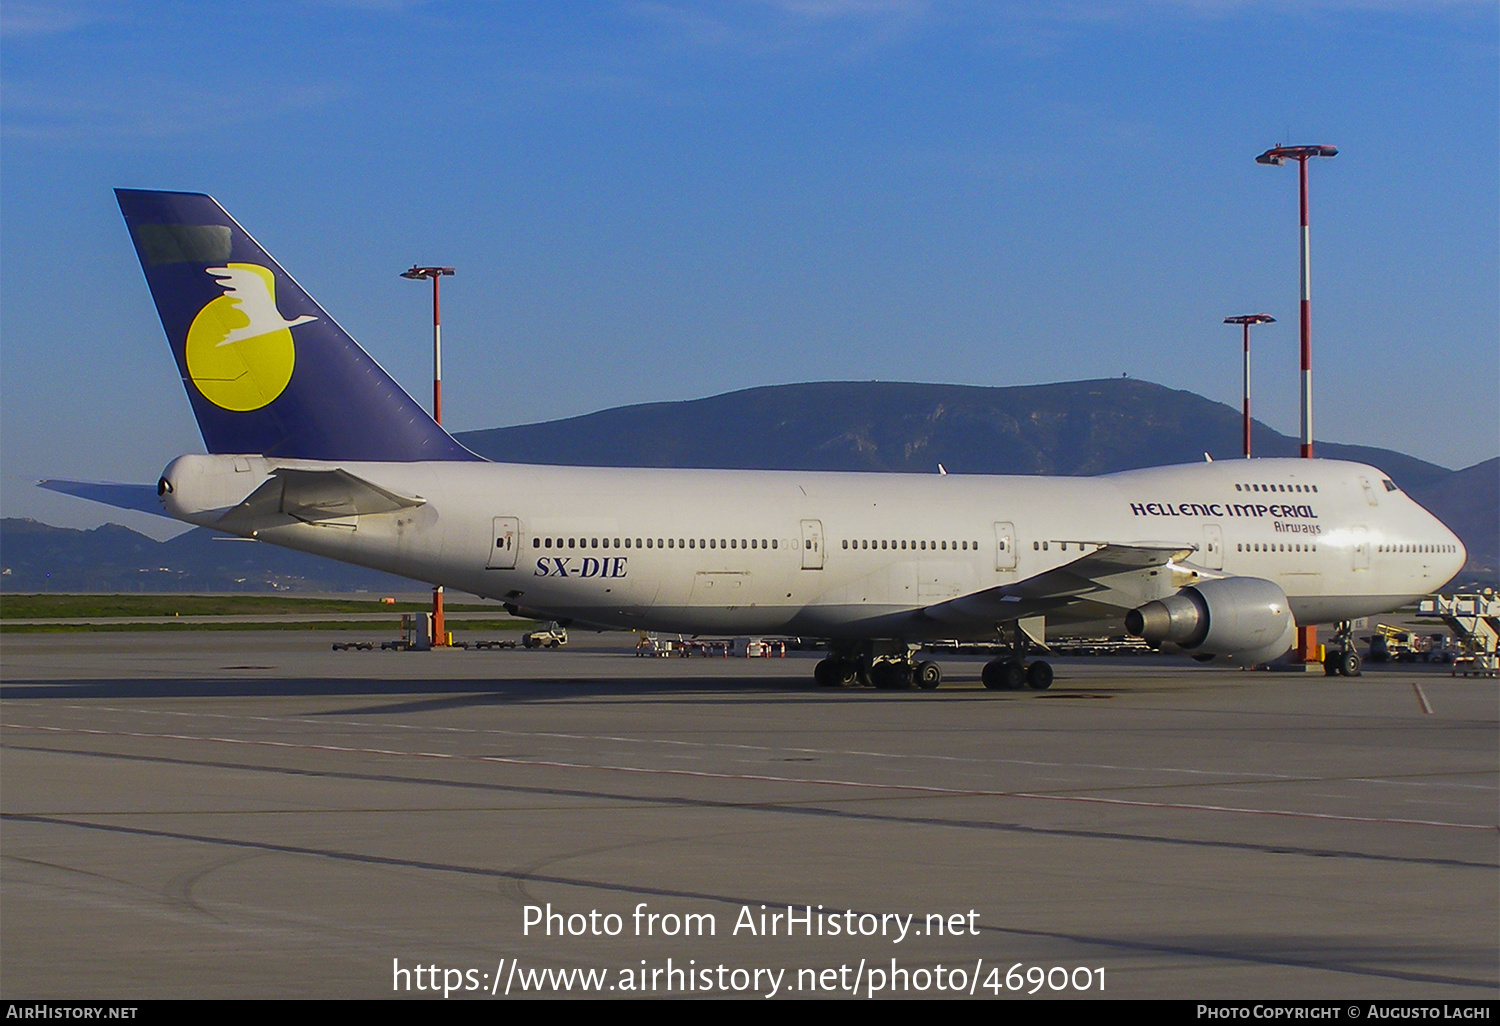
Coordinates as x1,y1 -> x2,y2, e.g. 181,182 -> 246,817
634,606 -> 798,635
1290,594 -> 1427,625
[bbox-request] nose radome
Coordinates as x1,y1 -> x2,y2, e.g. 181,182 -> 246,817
1446,524 -> 1467,582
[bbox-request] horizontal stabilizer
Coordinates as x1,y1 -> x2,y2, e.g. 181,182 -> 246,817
216,467 -> 424,530
39,479 -> 169,518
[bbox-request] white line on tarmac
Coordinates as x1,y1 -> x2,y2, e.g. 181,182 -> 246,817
58,703 -> 1499,791
1412,682 -> 1435,715
5,722 -> 1495,832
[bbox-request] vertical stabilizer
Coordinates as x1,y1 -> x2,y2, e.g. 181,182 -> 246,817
116,189 -> 480,462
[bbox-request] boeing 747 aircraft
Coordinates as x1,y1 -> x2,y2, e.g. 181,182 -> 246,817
48,190 -> 1467,689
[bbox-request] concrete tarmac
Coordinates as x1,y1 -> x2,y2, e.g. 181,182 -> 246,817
2,631 -> 1495,999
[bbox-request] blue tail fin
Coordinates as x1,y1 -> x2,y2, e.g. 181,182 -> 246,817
116,189 -> 480,462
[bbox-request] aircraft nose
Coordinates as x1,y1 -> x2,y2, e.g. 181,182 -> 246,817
1445,523 -> 1467,583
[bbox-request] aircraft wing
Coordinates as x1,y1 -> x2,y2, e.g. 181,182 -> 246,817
215,467 -> 425,531
38,479 -> 168,517
920,542 -> 1198,628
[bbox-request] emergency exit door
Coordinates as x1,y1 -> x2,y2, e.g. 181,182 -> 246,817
487,516 -> 520,569
800,519 -> 824,570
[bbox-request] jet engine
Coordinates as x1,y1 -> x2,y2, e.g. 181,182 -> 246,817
1125,577 -> 1296,666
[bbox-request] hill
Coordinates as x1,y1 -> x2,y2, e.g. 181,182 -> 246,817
458,378 -> 1452,489
0,518 -> 416,593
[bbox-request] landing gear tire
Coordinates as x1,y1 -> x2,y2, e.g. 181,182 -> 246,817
814,658 -> 839,687
1339,650 -> 1362,678
871,662 -> 912,690
982,659 -> 1027,691
914,660 -> 942,690
1004,661 -> 1027,689
981,660 -> 1005,690
1026,660 -> 1054,690
815,658 -> 860,688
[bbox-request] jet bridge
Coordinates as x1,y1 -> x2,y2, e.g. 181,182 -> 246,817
1418,593 -> 1499,677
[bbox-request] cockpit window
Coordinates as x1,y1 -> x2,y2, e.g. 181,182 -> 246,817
1382,479 -> 1399,492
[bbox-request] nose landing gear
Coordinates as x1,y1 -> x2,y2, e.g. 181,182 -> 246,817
1323,621 -> 1363,677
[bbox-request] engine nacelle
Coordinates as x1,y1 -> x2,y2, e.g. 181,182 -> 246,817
1125,577 -> 1296,666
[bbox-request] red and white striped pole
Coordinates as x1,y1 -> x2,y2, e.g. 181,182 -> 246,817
1256,145 -> 1336,665
1256,145 -> 1336,460
1246,319 -> 1255,458
1297,155 -> 1313,459
1223,314 -> 1275,459
402,265 -> 456,646
431,271 -> 443,425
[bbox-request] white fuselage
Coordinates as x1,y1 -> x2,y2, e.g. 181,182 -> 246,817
160,454 -> 1465,641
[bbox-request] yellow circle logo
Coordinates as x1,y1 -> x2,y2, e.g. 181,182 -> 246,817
185,263 -> 311,411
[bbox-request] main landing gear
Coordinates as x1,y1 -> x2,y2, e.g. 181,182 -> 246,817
980,657 -> 1053,690
981,626 -> 1053,690
813,633 -> 1053,692
813,643 -> 943,691
1323,620 -> 1363,677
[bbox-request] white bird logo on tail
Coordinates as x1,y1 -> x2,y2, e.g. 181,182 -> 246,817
205,265 -> 317,345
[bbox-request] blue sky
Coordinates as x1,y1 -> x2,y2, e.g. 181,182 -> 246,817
3,0 -> 1496,537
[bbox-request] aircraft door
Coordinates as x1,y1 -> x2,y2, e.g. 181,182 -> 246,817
1351,526 -> 1370,571
994,522 -> 1017,570
487,516 -> 520,569
800,519 -> 824,570
1202,524 -> 1224,570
